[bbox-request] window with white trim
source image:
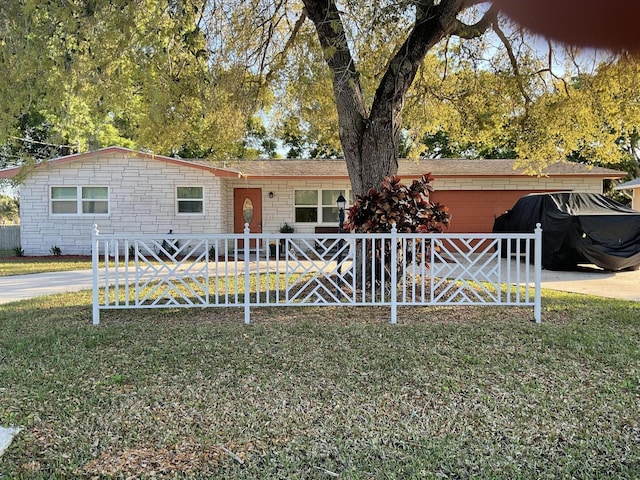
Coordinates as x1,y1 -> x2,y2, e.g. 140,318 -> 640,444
294,189 -> 352,223
176,186 -> 204,214
50,186 -> 109,215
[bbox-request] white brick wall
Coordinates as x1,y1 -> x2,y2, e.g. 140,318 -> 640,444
20,154 -> 223,255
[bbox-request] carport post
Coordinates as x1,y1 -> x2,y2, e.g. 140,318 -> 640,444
534,223 -> 542,323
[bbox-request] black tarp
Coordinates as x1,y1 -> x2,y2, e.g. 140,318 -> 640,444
492,192 -> 640,271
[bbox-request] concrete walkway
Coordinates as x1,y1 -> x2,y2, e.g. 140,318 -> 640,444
1,264 -> 639,305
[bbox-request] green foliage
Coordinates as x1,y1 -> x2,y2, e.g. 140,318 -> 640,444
345,173 -> 451,233
12,246 -> 24,257
0,195 -> 19,224
49,245 -> 62,256
2,0 -> 640,188
279,222 -> 295,233
406,47 -> 640,176
0,0 -> 265,163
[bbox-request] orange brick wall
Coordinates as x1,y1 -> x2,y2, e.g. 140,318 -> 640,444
430,190 -> 555,233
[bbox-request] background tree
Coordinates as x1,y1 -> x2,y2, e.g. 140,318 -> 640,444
0,195 -> 19,224
0,0 -> 265,165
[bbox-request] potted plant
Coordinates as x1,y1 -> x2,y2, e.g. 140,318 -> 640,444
278,222 -> 295,256
279,222 -> 295,234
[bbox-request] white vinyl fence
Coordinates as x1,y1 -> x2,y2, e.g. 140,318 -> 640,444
0,225 -> 20,250
92,224 -> 542,325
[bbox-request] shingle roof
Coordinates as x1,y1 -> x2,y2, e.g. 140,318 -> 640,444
207,158 -> 626,179
0,146 -> 626,180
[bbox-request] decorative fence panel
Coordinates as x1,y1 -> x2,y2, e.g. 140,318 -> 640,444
92,224 -> 542,325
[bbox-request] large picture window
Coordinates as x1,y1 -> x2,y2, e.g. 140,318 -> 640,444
176,186 -> 204,214
294,189 -> 351,223
51,186 -> 109,215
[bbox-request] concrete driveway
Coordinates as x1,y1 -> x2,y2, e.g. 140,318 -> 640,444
1,264 -> 639,305
538,265 -> 640,301
0,269 -> 93,304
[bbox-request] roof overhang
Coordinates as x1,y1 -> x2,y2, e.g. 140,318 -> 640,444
615,177 -> 640,190
0,146 -> 242,179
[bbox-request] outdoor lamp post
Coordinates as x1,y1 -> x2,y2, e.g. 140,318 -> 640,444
336,194 -> 346,233
336,194 -> 346,273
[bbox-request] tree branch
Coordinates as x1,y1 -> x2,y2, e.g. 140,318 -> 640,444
370,0 -> 470,119
264,10 -> 307,84
301,0 -> 366,119
493,20 -> 532,108
449,6 -> 498,39
537,40 -> 570,96
413,0 -> 436,23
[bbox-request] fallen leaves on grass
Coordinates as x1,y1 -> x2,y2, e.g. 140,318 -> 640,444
78,441 -> 256,478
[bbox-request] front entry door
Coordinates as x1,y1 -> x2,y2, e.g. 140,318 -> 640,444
234,188 -> 262,247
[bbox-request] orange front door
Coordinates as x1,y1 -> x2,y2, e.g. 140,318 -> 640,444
234,189 -> 262,248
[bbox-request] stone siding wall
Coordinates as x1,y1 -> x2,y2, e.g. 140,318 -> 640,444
20,152 -> 222,255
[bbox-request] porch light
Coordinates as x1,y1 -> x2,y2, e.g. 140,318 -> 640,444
336,194 -> 346,212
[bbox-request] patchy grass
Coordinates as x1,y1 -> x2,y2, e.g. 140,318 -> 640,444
0,290 -> 639,479
0,255 -> 92,277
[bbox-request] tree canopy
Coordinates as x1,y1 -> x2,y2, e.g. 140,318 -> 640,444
0,0 -> 264,164
1,0 -> 640,193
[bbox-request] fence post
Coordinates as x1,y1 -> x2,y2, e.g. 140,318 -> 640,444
244,223 -> 251,324
534,223 -> 542,323
92,224 -> 100,326
390,224 -> 398,324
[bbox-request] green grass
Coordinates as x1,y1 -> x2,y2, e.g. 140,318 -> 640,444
0,254 -> 92,277
1,290 -> 639,479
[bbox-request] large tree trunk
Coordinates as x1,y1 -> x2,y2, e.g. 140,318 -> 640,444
302,0 -> 494,196
335,94 -> 400,196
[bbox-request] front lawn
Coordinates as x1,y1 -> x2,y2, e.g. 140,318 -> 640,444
0,254 -> 92,277
1,291 -> 639,478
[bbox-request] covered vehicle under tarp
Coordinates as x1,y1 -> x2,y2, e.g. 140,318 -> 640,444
493,192 -> 640,271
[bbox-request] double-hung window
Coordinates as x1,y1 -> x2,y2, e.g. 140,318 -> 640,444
50,186 -> 109,215
176,186 -> 204,214
294,189 -> 351,224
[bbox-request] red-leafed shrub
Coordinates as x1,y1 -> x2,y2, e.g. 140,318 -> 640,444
345,173 -> 451,233
342,173 -> 451,285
